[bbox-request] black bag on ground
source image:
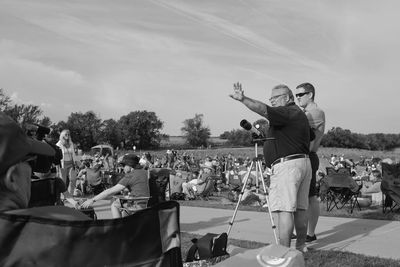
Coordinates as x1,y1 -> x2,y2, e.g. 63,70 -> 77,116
170,192 -> 186,200
185,232 -> 228,262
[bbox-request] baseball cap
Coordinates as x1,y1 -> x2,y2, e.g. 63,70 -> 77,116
0,112 -> 55,174
120,153 -> 139,167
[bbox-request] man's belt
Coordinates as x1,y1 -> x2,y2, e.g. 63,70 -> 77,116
271,154 -> 309,168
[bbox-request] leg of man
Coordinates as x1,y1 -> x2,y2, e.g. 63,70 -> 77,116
307,152 -> 320,238
276,211 -> 294,247
295,158 -> 312,250
307,196 -> 319,237
294,209 -> 307,249
269,161 -> 304,247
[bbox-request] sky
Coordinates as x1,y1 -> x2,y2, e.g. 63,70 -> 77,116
1,0 -> 400,136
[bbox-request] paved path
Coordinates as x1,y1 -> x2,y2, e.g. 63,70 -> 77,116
179,206 -> 400,260
92,200 -> 400,260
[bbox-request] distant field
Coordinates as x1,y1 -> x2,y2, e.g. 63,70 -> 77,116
160,136 -> 227,147
134,138 -> 400,168
161,136 -> 400,162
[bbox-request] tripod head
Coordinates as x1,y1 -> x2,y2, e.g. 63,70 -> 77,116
251,154 -> 265,162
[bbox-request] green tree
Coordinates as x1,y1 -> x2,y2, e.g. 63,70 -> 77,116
220,129 -> 252,146
0,88 -> 12,111
97,119 -> 122,148
181,114 -> 211,147
0,88 -> 48,131
118,110 -> 164,149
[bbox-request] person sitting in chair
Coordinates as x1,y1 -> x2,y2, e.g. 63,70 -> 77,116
182,166 -> 213,200
80,153 -> 150,218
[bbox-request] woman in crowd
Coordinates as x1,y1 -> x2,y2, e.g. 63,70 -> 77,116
56,129 -> 78,195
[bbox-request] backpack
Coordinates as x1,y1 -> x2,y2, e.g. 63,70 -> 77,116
185,232 -> 228,262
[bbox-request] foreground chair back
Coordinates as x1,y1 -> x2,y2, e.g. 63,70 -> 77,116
381,162 -> 400,213
0,201 -> 182,267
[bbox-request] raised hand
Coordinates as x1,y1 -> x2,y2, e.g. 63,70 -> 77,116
229,82 -> 244,101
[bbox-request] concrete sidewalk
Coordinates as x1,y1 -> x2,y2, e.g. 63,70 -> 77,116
179,206 -> 400,260
91,201 -> 400,260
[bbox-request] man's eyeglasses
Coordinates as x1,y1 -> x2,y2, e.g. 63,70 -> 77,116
295,92 -> 310,98
269,94 -> 287,102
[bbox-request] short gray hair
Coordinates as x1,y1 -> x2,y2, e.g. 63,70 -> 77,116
272,84 -> 294,101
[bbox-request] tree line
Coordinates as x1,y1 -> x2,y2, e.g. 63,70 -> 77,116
220,126 -> 400,151
0,89 -> 211,150
2,88 -> 399,151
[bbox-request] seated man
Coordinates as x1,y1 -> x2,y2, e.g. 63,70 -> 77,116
360,169 -> 383,206
182,166 -> 212,200
0,112 -> 89,221
81,153 -> 150,218
361,170 -> 382,194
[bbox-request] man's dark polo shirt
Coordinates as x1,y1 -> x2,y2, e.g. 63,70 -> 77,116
262,102 -> 310,167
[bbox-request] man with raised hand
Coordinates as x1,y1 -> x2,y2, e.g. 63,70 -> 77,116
230,83 -> 312,251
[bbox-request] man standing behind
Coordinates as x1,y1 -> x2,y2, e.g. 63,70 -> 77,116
230,83 -> 312,251
295,82 -> 326,243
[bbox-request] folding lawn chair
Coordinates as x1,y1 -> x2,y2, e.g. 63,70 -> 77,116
0,201 -> 182,266
195,175 -> 218,200
323,167 -> 362,213
381,162 -> 400,213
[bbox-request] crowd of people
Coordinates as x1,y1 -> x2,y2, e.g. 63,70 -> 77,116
2,80 -> 400,258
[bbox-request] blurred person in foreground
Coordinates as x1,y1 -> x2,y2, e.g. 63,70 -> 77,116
0,112 -> 89,220
80,153 -> 150,218
230,83 -> 312,251
294,82 -> 326,243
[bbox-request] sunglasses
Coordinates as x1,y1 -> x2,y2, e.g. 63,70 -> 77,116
295,92 -> 310,98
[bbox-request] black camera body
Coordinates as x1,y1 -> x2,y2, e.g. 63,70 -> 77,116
26,124 -> 62,174
240,119 -> 266,139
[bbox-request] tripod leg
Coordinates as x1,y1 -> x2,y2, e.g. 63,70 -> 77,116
256,161 -> 268,195
227,161 -> 254,236
256,160 -> 279,244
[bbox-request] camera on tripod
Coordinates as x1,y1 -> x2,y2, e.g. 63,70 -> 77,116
240,119 -> 268,140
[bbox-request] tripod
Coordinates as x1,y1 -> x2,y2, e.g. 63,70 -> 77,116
226,141 -> 279,244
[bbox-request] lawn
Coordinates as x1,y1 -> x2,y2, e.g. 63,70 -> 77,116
180,232 -> 400,266
178,194 -> 400,266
